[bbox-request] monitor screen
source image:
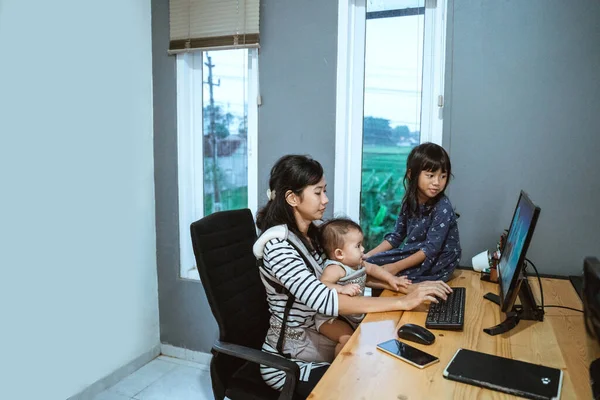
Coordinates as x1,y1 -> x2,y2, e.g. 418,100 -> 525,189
497,191 -> 541,312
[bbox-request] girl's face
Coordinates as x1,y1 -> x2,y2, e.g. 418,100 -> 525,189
293,177 -> 329,222
417,169 -> 447,203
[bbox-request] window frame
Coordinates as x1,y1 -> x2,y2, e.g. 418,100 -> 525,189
334,0 -> 448,221
176,49 -> 259,280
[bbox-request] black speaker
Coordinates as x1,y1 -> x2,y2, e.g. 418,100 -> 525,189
583,257 -> 600,400
584,257 -> 600,339
591,358 -> 600,400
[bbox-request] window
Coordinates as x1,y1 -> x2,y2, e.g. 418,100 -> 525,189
335,0 -> 447,248
176,49 -> 258,280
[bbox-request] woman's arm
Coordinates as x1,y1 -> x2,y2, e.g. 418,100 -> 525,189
263,238 -> 449,317
337,280 -> 452,315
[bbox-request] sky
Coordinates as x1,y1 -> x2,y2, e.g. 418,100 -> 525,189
201,49 -> 249,132
364,13 -> 424,131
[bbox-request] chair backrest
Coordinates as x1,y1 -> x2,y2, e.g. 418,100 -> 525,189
190,208 -> 270,350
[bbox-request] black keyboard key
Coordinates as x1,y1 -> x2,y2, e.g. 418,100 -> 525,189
425,287 -> 466,331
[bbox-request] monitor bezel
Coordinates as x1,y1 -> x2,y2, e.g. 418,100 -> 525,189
498,190 -> 541,313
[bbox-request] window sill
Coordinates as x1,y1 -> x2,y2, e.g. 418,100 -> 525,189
181,267 -> 200,281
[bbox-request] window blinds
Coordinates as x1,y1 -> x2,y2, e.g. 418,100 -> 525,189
169,0 -> 260,53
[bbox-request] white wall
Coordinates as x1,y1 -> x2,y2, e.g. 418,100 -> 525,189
0,1 -> 159,399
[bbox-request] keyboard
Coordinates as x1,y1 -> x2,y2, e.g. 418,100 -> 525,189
426,287 -> 466,330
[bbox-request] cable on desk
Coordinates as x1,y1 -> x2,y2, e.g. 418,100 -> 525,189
525,257 -> 544,312
544,305 -> 583,313
525,257 -> 583,313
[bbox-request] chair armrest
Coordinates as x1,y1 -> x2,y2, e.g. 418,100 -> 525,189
212,340 -> 300,400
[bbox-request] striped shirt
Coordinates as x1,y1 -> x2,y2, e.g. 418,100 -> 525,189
259,237 -> 339,390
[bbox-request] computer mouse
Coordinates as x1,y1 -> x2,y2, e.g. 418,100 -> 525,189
397,323 -> 436,345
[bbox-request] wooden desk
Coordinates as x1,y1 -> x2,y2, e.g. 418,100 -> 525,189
310,270 -> 600,399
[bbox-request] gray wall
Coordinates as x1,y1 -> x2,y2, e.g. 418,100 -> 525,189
151,0 -> 338,352
444,0 -> 600,275
257,0 -> 339,214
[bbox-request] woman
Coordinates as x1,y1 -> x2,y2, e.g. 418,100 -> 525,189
253,155 -> 452,397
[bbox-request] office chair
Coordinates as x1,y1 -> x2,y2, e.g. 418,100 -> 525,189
190,209 -> 300,400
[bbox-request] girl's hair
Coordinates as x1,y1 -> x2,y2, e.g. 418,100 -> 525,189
402,142 -> 452,216
256,154 -> 324,250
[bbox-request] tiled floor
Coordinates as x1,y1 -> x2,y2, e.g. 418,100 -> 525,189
94,356 -> 213,400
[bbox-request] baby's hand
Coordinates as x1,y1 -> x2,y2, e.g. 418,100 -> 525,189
388,276 -> 412,291
339,283 -> 361,296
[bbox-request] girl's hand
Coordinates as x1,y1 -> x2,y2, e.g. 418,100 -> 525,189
388,275 -> 412,291
338,283 -> 361,297
399,281 -> 452,310
362,260 -> 377,270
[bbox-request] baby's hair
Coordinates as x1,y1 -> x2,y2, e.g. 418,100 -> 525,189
318,217 -> 363,258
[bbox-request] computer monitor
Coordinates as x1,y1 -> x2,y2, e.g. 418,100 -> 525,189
483,191 -> 543,336
497,190 -> 541,313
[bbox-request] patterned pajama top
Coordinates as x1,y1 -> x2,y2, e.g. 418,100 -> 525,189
366,195 -> 461,282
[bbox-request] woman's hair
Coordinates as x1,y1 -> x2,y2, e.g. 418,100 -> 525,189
318,218 -> 363,259
256,154 -> 324,250
402,142 -> 452,216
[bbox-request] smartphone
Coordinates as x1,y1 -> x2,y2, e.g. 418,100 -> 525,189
443,348 -> 563,400
376,339 -> 439,369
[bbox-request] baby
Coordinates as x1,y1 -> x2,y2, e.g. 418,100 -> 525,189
316,218 -> 411,355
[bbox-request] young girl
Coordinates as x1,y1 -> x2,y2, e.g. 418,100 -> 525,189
365,143 -> 461,282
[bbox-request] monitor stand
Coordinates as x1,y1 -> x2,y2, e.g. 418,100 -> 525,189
482,277 -> 544,336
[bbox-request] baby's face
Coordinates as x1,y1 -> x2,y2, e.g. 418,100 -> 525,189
339,228 -> 365,268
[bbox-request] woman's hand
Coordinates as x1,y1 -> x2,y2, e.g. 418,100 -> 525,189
398,281 -> 452,310
406,280 -> 452,294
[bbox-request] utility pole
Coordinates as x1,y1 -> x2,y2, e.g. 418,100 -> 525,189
204,53 -> 221,212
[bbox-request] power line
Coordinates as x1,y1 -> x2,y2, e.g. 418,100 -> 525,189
204,53 -> 222,211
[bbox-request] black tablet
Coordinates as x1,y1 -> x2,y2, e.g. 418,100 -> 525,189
443,348 -> 563,400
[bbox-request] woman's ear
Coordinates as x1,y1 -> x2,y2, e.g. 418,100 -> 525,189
285,190 -> 298,207
407,169 -> 412,180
